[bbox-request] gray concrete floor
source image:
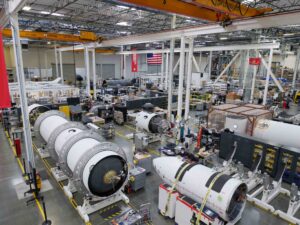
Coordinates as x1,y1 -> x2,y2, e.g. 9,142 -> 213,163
0,121 -> 294,225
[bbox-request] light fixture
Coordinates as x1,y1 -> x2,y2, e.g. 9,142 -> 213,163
284,33 -> 295,37
40,11 -> 51,15
51,12 -> 64,17
220,37 -> 228,40
22,6 -> 31,11
131,8 -> 136,11
117,5 -> 129,9
116,21 -> 131,26
47,41 -> 51,45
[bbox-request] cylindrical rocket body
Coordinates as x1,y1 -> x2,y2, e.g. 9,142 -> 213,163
253,119 -> 300,150
34,110 -> 128,198
153,156 -> 247,222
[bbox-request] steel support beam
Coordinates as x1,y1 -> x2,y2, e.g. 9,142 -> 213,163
199,52 -> 202,72
167,15 -> 176,121
84,47 -> 90,96
165,53 -> 169,90
120,46 -> 124,79
208,51 -> 212,79
192,56 -> 200,73
118,43 -> 280,55
0,0 -> 26,27
242,50 -> 250,90
123,54 -> 127,79
10,14 -> 35,169
292,48 -> 300,90
263,48 -> 274,105
258,51 -> 284,92
177,36 -> 186,122
160,43 -> 165,90
173,57 -> 180,73
92,49 -> 97,100
250,64 -> 257,104
214,51 -> 241,83
54,45 -> 59,78
184,38 -> 194,121
59,51 -> 63,84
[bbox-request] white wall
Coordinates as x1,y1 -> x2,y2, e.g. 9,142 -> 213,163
4,45 -> 122,81
273,54 -> 296,69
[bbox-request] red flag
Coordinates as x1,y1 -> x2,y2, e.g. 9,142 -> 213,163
249,57 -> 261,66
131,53 -> 138,72
0,28 -> 11,108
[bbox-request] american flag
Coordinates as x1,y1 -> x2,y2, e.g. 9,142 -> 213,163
147,53 -> 162,65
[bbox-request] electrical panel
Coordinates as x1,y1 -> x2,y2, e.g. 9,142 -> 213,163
219,132 -> 300,184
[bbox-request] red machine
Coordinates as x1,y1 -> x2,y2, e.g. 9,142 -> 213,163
14,138 -> 21,157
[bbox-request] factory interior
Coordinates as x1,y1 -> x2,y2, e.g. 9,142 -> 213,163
2,1 -> 300,225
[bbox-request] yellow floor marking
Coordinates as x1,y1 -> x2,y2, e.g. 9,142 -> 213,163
124,125 -> 136,131
4,131 -> 45,220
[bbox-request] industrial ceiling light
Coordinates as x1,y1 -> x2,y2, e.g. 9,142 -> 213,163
185,19 -> 195,23
117,5 -> 129,9
22,6 -> 31,11
220,37 -> 228,40
40,11 -> 51,15
284,33 -> 295,36
116,21 -> 131,26
51,12 -> 64,17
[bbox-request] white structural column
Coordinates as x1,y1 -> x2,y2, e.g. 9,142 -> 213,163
257,52 -> 284,92
160,43 -> 165,89
250,64 -> 257,103
167,15 -> 176,120
242,50 -> 250,89
92,49 -> 97,100
199,52 -> 202,72
173,58 -> 180,73
184,38 -> 194,121
84,47 -> 91,96
177,36 -> 186,122
214,51 -> 241,84
192,56 -> 200,73
54,45 -> 59,78
263,48 -> 274,105
59,50 -> 64,84
120,46 -> 124,78
123,54 -> 127,79
292,48 -> 300,90
10,14 -> 35,169
208,51 -> 212,79
165,53 -> 169,90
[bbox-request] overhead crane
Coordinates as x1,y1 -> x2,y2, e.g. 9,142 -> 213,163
117,0 -> 272,22
2,29 -> 103,43
1,28 -> 115,53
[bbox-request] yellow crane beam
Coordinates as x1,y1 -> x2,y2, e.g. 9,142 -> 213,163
73,49 -> 116,54
184,0 -> 272,18
2,29 -> 103,43
118,0 -> 272,22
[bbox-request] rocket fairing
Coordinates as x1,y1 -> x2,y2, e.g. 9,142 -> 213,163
153,156 -> 247,223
